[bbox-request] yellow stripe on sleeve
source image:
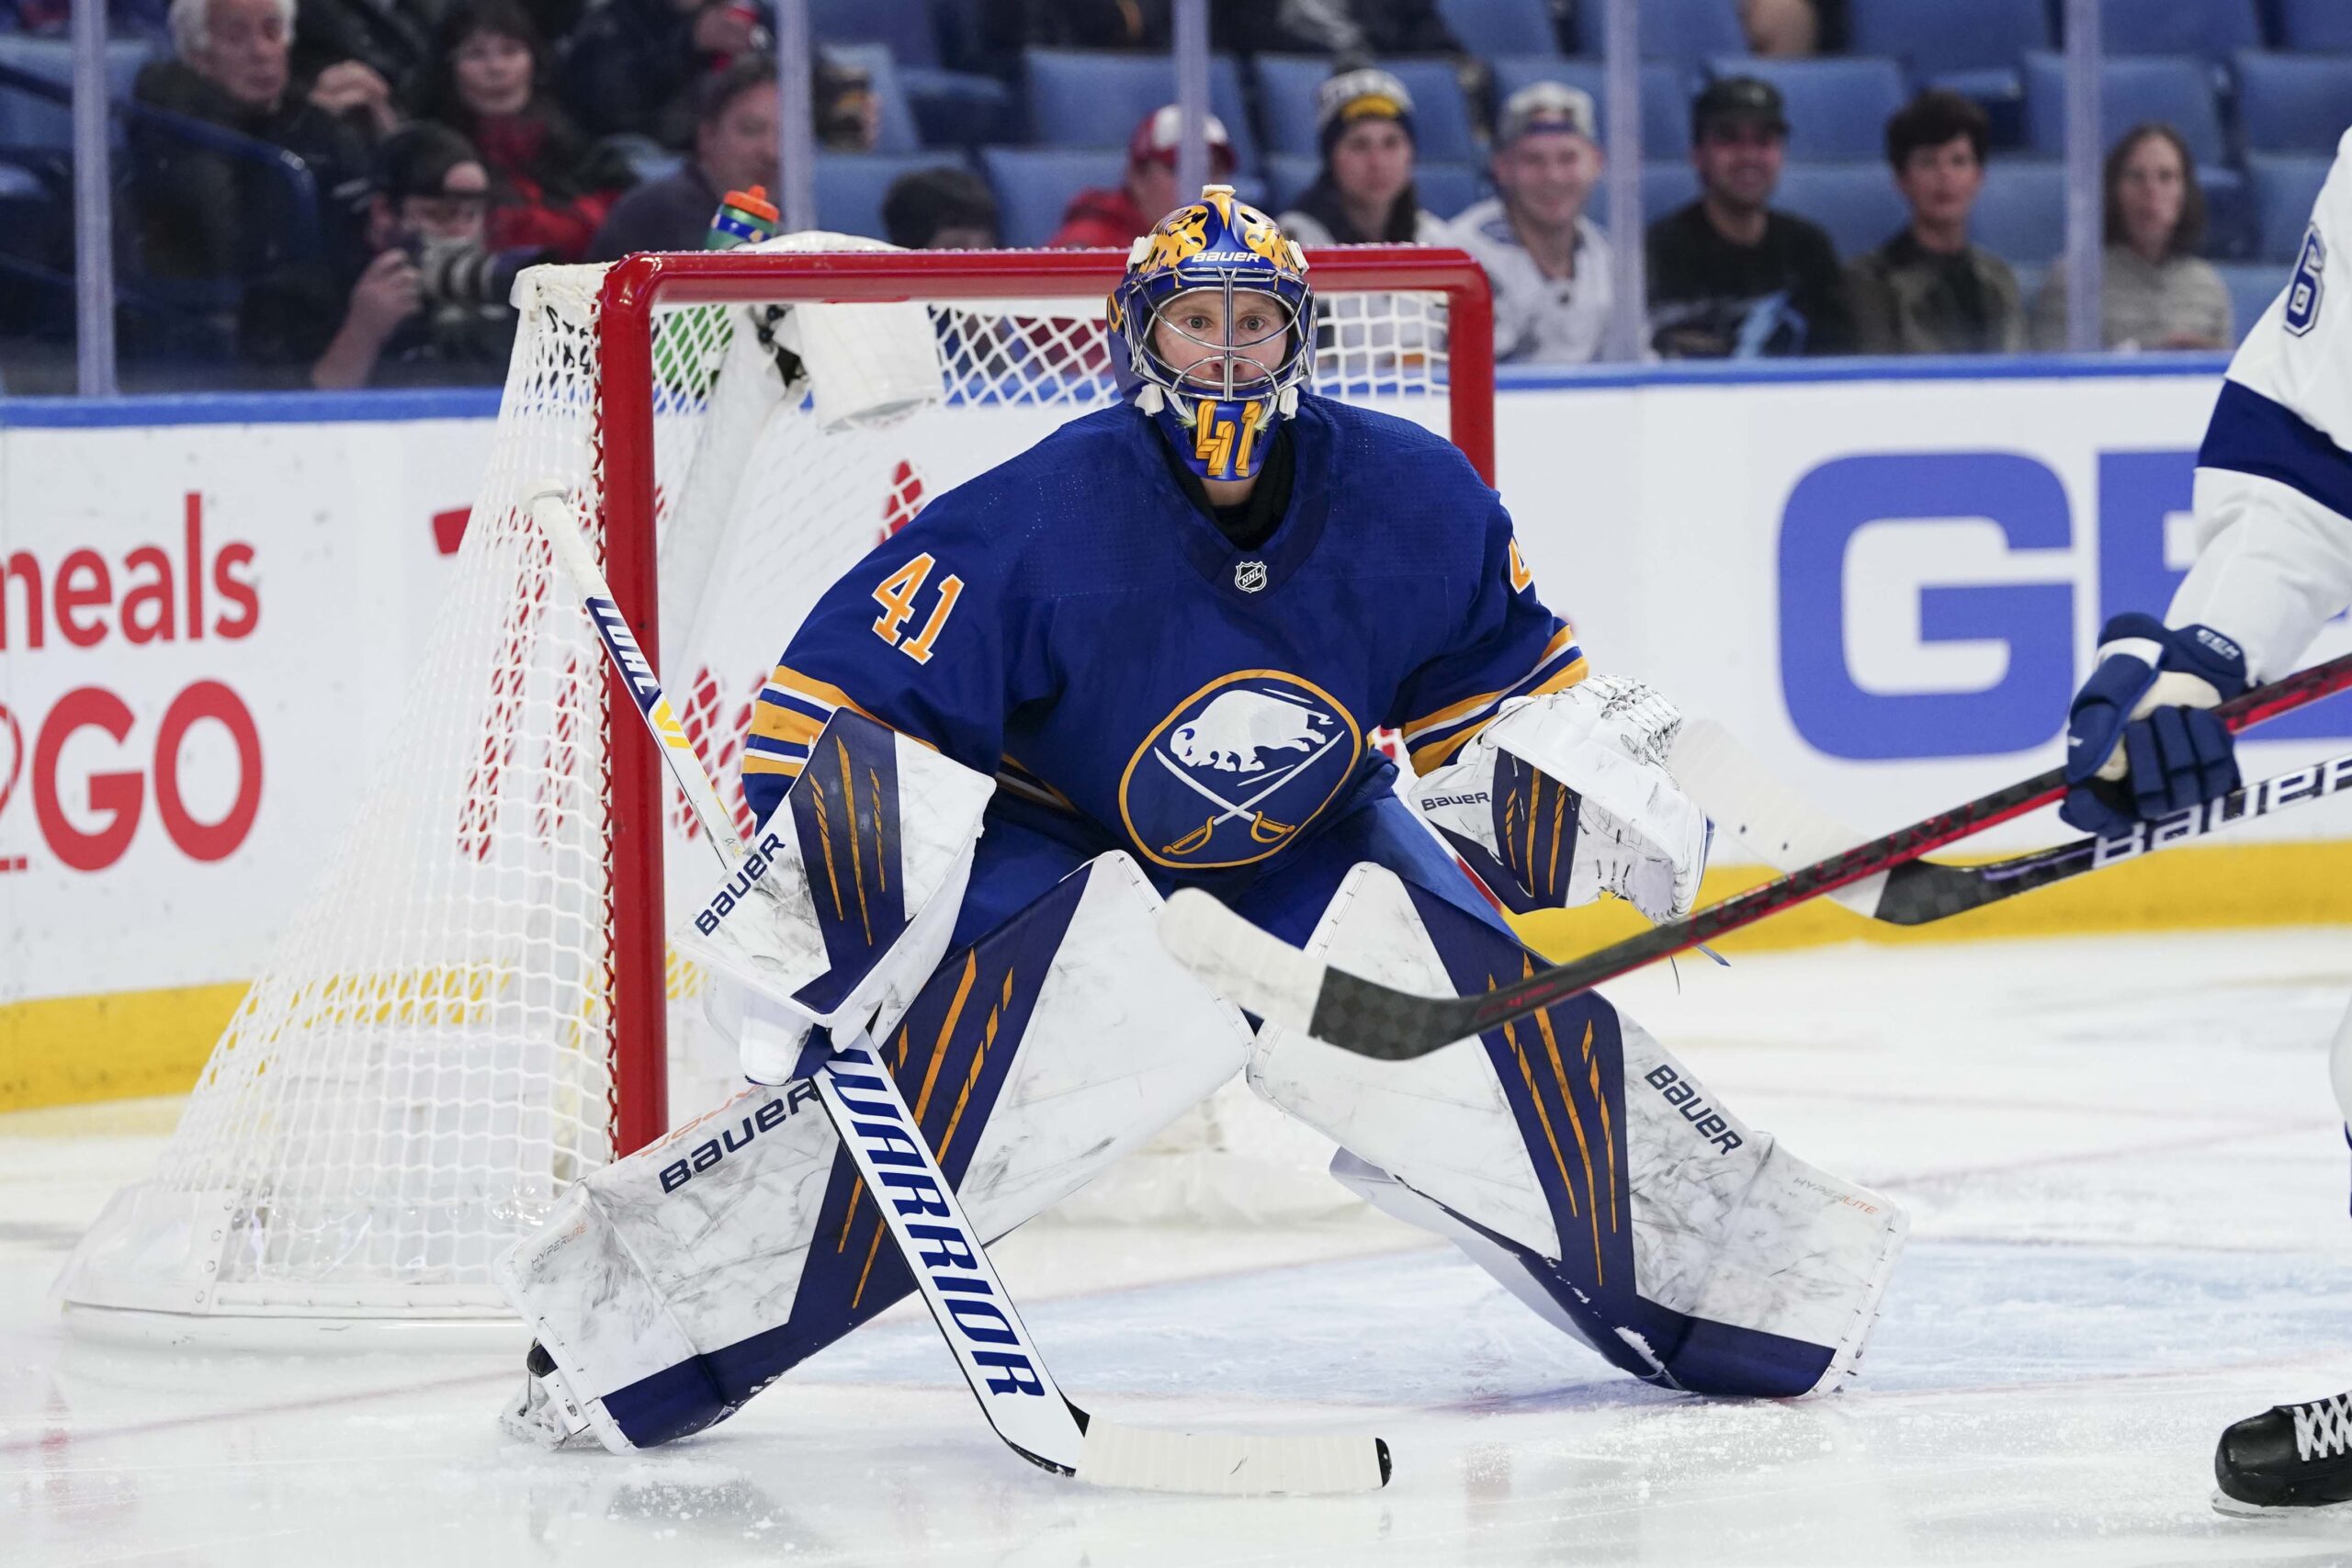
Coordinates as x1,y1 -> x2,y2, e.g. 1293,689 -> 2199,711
750,703 -> 828,750
1401,626 -> 1578,740
1528,654 -> 1589,699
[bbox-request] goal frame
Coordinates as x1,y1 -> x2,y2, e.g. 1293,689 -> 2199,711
591,244 -> 1496,1157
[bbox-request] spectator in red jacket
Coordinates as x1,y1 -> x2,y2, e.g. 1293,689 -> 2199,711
1046,103 -> 1237,248
421,0 -> 630,259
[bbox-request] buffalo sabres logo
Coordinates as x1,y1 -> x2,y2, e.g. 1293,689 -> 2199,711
1234,559 -> 1268,592
1119,672 -> 1363,870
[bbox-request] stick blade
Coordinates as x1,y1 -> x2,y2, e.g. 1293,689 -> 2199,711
1157,889 -> 1324,1032
1670,717 -> 1887,916
1077,1421 -> 1391,1495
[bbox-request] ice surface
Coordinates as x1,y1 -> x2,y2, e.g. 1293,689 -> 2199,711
9,930 -> 2352,1565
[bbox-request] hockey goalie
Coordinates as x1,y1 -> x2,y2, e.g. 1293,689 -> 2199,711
495,188 -> 1908,1452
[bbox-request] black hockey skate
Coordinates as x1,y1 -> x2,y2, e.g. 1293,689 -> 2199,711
2214,1390 -> 2352,1514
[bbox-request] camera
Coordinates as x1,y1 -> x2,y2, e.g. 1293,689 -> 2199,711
407,234 -> 525,310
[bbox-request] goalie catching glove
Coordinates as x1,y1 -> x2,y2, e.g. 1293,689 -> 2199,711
1413,673 -> 1708,922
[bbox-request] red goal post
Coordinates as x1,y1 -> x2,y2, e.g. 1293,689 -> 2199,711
594,245 -> 1498,1158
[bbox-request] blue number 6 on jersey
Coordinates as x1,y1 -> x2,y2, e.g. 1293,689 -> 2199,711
2287,224 -> 2326,338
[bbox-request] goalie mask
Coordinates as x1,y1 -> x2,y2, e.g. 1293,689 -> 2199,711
1110,185 -> 1314,483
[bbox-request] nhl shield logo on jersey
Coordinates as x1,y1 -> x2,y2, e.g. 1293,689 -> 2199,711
1119,672 -> 1363,869
1234,559 -> 1268,592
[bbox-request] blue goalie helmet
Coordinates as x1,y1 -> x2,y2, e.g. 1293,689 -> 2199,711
1109,185 -> 1315,483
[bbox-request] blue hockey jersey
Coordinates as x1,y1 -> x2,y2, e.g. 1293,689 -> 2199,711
741,393 -> 1584,887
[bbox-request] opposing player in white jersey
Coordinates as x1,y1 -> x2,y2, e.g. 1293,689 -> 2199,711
2057,130 -> 2352,1514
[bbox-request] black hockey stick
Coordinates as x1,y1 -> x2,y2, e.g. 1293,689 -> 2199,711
1159,649 -> 2352,1062
1672,718 -> 2352,926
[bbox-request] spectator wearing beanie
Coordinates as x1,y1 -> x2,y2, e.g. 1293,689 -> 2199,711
420,0 -> 632,260
1847,90 -> 2023,355
1048,104 -> 1237,247
588,61 -> 775,258
1278,68 -> 1451,245
1451,81 -> 1611,364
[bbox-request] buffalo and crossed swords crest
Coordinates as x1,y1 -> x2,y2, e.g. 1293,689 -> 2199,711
1150,684 -> 1347,859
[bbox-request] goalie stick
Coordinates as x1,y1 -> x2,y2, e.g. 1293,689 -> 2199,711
1159,649 -> 2352,1063
528,487 -> 1389,1496
1670,718 -> 2352,926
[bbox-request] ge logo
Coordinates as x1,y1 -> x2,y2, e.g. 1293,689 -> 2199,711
2287,224 -> 2325,338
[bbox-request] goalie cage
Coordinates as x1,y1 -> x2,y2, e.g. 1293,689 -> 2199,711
55,235 -> 1498,1322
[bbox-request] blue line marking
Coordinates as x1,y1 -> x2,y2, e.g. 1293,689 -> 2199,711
0,387 -> 503,429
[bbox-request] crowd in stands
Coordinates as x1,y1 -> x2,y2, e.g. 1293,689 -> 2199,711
0,0 -> 2337,389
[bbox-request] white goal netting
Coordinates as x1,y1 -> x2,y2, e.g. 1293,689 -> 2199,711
56,235 -> 1468,1319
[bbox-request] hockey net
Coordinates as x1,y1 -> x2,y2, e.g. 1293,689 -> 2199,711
57,236 -> 1496,1319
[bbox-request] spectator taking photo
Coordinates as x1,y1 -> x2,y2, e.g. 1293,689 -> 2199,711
241,122 -> 549,389
1450,81 -> 1611,365
1646,74 -> 1852,357
1846,89 -> 2025,355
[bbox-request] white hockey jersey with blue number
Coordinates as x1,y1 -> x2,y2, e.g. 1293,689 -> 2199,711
2172,129 -> 2352,679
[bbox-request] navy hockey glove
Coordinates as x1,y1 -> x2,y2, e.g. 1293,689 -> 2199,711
2060,612 -> 2247,836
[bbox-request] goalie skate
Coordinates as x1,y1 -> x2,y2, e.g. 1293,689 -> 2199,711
501,1343 -> 596,1451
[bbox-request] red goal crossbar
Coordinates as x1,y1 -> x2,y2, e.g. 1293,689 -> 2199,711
591,246 -> 1497,1153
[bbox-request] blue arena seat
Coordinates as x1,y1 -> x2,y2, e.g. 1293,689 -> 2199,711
2088,0 -> 2262,60
0,35 -> 156,153
1844,0 -> 2051,115
1705,56 -> 1909,163
814,152 -> 965,243
1488,56 -> 1692,157
2278,0 -> 2352,52
1585,163 -> 1705,228
1772,161 -> 1906,258
1021,50 -> 1256,171
1969,158 -> 2066,265
1255,55 -> 1477,163
1264,151 -> 1317,210
2247,152 -> 2332,262
1433,0 -> 1558,58
2215,261 -> 2283,342
811,0 -> 939,65
1847,0 -> 2050,87
2232,51 -> 2352,155
979,146 -> 1122,246
2023,52 -> 2226,166
2202,163 -> 2252,260
1410,160 -> 1481,220
813,0 -> 1009,143
980,147 -> 1265,246
1580,0 -> 1746,69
